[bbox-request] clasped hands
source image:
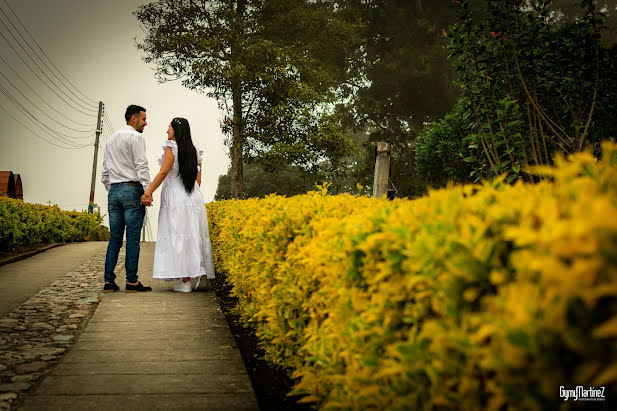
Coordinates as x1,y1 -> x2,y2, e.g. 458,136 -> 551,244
140,193 -> 153,206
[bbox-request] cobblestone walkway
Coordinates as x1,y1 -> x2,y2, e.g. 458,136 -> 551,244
0,242 -> 107,317
0,244 -> 114,409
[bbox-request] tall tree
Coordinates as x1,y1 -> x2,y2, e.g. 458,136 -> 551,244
135,0 -> 360,198
415,0 -> 617,187
336,0 -> 460,197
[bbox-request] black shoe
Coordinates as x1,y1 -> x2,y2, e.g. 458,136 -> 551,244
103,282 -> 120,293
125,282 -> 152,293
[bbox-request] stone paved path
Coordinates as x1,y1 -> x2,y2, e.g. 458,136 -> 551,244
1,242 -> 259,410
0,242 -> 107,317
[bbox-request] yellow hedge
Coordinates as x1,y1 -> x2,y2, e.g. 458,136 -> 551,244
206,142 -> 617,410
0,198 -> 104,251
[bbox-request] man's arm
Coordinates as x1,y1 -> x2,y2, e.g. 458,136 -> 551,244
131,134 -> 151,191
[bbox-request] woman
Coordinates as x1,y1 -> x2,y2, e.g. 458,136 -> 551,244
142,117 -> 215,292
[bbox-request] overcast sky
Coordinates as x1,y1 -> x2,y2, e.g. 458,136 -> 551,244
0,0 -> 230,239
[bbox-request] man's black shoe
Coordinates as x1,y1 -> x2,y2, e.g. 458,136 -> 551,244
103,282 -> 120,293
125,282 -> 152,293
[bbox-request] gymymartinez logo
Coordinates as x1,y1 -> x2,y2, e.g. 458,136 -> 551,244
560,386 -> 606,402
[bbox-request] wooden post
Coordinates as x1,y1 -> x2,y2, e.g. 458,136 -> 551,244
373,142 -> 390,198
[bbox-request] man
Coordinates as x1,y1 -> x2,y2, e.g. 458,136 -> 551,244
101,105 -> 153,292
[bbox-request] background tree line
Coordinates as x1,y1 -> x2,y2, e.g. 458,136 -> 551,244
135,0 -> 617,200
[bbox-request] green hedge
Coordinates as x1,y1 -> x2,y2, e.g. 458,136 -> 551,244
0,197 -> 105,251
207,143 -> 617,409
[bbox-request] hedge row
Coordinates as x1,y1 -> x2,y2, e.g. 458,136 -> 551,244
206,142 -> 617,410
0,197 -> 105,251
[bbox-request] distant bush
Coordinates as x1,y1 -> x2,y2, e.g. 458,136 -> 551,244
0,198 -> 104,251
415,100 -> 476,188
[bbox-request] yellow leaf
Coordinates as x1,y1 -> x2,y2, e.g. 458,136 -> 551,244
471,324 -> 497,344
296,395 -> 320,404
574,362 -> 601,383
592,364 -> 617,386
592,316 -> 617,339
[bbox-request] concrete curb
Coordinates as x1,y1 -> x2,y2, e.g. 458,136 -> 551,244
0,243 -> 66,267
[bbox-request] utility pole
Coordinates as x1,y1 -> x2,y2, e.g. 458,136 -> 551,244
89,101 -> 104,213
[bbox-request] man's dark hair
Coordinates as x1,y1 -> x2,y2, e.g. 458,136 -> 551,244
125,105 -> 146,122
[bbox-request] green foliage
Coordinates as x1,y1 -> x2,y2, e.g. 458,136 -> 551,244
342,0 -> 459,131
441,0 -> 617,182
255,112 -> 356,174
415,100 -> 476,188
336,0 -> 460,198
0,197 -> 103,251
215,129 -> 376,199
135,0 -> 360,196
214,163 -> 315,200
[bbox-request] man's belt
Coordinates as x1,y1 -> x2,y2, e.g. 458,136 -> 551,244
111,181 -> 140,186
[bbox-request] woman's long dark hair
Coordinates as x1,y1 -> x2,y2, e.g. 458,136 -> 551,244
171,117 -> 197,194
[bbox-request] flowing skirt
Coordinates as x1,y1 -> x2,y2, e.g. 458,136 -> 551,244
152,177 -> 215,281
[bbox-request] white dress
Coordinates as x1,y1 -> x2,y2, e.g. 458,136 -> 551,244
152,140 -> 215,282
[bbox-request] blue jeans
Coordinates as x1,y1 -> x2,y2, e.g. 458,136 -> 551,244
104,183 -> 145,284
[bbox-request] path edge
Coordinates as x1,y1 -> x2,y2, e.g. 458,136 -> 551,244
0,244 -> 66,267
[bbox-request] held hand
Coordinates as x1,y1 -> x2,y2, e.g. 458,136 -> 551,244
140,193 -> 153,206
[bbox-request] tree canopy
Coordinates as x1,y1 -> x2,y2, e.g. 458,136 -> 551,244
136,1 -> 617,199
135,0 -> 360,198
416,0 -> 617,187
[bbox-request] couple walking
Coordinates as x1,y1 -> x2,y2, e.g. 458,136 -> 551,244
100,105 -> 215,293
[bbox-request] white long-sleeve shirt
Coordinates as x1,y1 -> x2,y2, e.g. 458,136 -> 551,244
101,125 -> 151,191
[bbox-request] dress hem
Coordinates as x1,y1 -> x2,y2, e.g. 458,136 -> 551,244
154,273 -> 215,282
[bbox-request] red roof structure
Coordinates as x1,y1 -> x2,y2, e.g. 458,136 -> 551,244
0,171 -> 23,199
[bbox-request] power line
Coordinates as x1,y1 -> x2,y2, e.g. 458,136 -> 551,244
0,52 -> 95,127
0,101 -> 92,149
0,18 -> 98,116
103,114 -> 118,136
0,82 -> 94,144
100,121 -> 112,143
103,116 -> 115,135
1,0 -> 97,105
0,1 -> 111,153
0,82 -> 94,146
0,66 -> 95,134
0,5 -> 97,111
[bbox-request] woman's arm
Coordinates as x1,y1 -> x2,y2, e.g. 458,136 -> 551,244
196,162 -> 202,187
143,146 -> 174,199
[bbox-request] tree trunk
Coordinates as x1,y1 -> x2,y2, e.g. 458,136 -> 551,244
230,78 -> 244,199
416,0 -> 424,14
229,0 -> 246,199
